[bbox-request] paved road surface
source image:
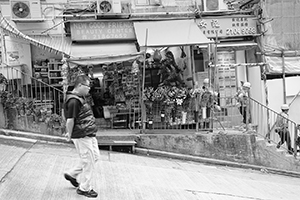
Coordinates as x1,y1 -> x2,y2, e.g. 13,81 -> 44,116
0,135 -> 300,200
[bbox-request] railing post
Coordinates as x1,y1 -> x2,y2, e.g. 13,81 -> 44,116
294,124 -> 298,157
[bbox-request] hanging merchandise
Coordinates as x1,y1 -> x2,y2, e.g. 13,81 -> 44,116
131,60 -> 139,74
180,46 -> 186,58
153,49 -> 162,62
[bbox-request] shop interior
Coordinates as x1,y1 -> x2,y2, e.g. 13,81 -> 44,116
30,45 -> 252,130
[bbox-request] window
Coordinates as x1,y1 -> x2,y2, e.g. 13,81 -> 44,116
135,0 -> 161,6
203,0 -> 228,11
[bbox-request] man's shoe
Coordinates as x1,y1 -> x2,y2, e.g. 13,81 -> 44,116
76,188 -> 98,198
64,173 -> 79,187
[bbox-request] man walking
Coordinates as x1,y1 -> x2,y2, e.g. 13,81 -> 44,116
63,74 -> 100,198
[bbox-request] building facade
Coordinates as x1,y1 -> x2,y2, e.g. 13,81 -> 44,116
0,0 -> 262,132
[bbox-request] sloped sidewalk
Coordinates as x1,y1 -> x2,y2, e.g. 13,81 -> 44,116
1,135 -> 300,199
1,128 -> 300,178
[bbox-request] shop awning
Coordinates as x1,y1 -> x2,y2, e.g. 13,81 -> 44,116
31,35 -> 72,56
67,43 -> 143,65
134,19 -> 211,47
0,16 -> 69,55
197,41 -> 257,49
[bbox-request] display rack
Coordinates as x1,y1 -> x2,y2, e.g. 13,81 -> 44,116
48,61 -> 63,87
33,65 -> 49,84
32,60 -> 63,115
33,60 -> 63,87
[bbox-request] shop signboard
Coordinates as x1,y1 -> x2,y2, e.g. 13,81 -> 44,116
196,16 -> 257,38
70,21 -> 136,41
217,51 -> 236,106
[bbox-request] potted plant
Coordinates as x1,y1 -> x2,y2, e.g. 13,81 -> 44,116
45,113 -> 65,136
0,73 -> 8,103
47,114 -> 63,128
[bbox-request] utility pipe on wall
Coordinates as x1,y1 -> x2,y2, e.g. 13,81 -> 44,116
190,46 -> 198,131
282,50 -> 287,104
141,28 -> 148,131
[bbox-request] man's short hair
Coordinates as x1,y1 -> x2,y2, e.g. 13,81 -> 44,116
73,74 -> 90,87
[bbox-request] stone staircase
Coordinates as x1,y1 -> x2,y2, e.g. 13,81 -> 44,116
254,135 -> 300,172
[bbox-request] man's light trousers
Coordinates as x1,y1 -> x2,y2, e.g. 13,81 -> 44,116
67,136 -> 100,191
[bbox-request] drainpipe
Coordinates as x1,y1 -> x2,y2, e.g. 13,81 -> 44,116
0,28 -> 6,128
1,29 -> 7,65
282,50 -> 287,104
55,11 -> 196,18
190,46 -> 198,131
141,29 -> 148,132
211,33 -> 218,130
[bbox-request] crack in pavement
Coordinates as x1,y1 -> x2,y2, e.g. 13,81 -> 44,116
186,189 -> 271,200
0,140 -> 38,184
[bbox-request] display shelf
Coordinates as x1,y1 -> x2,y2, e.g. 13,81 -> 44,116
48,61 -> 63,86
33,64 -> 49,84
33,66 -> 48,69
50,84 -> 63,87
49,70 -> 61,72
112,113 -> 128,129
48,61 -> 63,70
49,77 -> 63,79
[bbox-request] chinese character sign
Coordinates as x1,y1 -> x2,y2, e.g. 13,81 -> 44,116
196,17 -> 257,38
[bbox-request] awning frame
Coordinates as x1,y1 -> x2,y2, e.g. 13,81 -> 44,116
197,41 -> 258,50
67,52 -> 144,65
134,19 -> 212,48
66,42 -> 144,65
0,16 -> 69,55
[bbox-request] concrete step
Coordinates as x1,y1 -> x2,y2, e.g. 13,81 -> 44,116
285,153 -> 294,158
98,140 -> 137,153
95,129 -> 138,142
0,128 -> 68,143
0,134 -> 37,144
276,148 -> 285,153
96,135 -> 137,142
255,136 -> 265,141
266,141 -> 276,147
262,138 -> 296,158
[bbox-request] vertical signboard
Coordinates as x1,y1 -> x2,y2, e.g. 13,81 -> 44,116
217,51 -> 236,106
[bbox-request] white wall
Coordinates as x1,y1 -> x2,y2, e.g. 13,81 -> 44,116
248,66 -> 263,102
267,76 -> 300,124
235,50 -> 247,86
248,66 -> 267,134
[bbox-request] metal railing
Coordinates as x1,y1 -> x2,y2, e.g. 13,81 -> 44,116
250,97 -> 298,156
0,64 -> 64,135
2,64 -> 298,156
143,93 -> 299,156
142,92 -> 249,132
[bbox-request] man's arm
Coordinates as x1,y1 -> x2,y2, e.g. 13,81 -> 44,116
65,118 -> 75,140
64,98 -> 81,140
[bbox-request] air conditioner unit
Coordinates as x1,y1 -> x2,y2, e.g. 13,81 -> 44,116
97,0 -> 122,14
203,0 -> 227,11
10,0 -> 42,20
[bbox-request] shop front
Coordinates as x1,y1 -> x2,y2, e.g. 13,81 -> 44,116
64,20 -> 143,129
195,15 -> 261,128
133,19 -> 211,131
65,19 -> 211,131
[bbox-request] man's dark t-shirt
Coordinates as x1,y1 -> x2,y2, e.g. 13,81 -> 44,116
65,98 -> 82,119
